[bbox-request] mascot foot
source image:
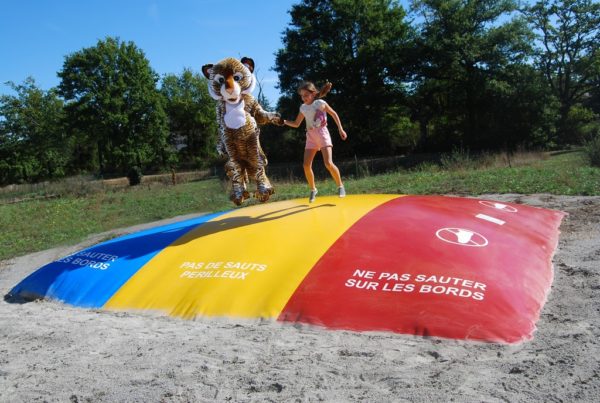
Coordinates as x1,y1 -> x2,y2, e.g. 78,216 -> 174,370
230,195 -> 243,206
254,186 -> 275,203
230,190 -> 250,206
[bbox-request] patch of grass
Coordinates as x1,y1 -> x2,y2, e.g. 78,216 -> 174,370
1,151 -> 598,261
345,151 -> 598,196
0,180 -> 232,260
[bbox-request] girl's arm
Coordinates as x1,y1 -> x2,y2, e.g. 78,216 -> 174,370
283,113 -> 305,128
324,104 -> 347,140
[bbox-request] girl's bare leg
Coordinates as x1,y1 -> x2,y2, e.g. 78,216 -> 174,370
303,149 -> 319,190
320,146 -> 343,187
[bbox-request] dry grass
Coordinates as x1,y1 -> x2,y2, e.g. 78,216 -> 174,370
0,170 -> 216,204
481,150 -> 548,168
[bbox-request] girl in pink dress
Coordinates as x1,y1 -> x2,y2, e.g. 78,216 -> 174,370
283,82 -> 348,202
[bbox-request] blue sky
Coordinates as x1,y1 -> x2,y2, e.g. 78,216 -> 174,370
0,0 -> 300,104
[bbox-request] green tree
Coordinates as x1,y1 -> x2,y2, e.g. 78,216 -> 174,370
160,69 -> 218,169
410,0 -> 535,150
58,37 -> 170,176
585,55 -> 600,116
485,63 -> 559,150
274,0 -> 415,157
0,78 -> 67,184
525,0 -> 600,145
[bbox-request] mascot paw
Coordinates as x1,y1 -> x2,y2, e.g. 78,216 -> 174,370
230,190 -> 249,206
273,114 -> 284,126
230,196 -> 243,206
254,186 -> 275,203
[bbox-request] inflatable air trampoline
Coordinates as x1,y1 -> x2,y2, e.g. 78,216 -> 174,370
9,195 -> 565,343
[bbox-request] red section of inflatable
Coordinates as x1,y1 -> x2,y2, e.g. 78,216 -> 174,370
279,196 -> 565,343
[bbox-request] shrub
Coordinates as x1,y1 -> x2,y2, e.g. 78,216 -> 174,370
584,135 -> 600,167
440,148 -> 478,171
127,166 -> 143,186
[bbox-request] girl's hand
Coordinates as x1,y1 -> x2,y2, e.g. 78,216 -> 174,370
340,129 -> 348,140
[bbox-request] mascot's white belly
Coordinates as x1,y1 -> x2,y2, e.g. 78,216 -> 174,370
224,101 -> 247,129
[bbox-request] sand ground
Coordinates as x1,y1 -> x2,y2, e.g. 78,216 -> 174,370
1,194 -> 599,402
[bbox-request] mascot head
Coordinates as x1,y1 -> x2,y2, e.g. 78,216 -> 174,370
202,57 -> 257,105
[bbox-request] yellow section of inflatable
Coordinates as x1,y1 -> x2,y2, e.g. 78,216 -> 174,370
104,195 -> 399,318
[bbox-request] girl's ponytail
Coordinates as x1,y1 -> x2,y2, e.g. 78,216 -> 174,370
317,82 -> 332,99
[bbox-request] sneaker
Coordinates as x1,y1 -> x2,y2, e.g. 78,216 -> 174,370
338,186 -> 346,198
309,188 -> 318,203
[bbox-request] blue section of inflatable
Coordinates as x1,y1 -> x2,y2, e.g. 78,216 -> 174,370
10,211 -> 227,308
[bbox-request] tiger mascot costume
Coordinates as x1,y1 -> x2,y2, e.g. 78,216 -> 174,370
202,57 -> 283,206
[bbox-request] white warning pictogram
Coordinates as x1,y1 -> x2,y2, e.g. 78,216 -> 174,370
436,228 -> 488,247
479,200 -> 518,213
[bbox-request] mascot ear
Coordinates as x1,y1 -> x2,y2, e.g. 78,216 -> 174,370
240,57 -> 255,73
201,64 -> 213,79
